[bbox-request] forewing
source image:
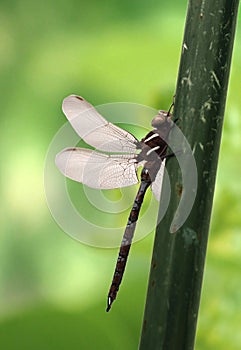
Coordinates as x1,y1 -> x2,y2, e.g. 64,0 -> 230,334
55,148 -> 139,189
151,159 -> 166,201
62,95 -> 139,153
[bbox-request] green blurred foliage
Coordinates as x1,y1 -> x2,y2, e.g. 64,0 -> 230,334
0,1 -> 240,349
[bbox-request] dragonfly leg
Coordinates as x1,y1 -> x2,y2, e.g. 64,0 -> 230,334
163,152 -> 175,160
163,149 -> 182,163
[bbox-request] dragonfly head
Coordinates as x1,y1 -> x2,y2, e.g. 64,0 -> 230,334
151,110 -> 174,140
152,109 -> 172,127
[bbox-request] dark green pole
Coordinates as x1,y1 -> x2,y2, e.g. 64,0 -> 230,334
139,1 -> 240,349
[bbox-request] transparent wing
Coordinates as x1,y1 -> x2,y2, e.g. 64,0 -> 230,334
62,95 -> 139,153
55,147 -> 139,189
151,159 -> 166,201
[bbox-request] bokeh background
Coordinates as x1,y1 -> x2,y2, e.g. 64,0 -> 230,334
0,1 -> 240,349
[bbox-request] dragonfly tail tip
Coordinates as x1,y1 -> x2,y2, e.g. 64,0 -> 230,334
106,296 -> 114,312
106,305 -> 111,312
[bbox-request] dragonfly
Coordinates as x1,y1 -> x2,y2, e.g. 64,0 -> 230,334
55,95 -> 175,312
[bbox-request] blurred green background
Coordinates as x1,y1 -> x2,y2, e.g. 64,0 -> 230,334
0,1 -> 240,349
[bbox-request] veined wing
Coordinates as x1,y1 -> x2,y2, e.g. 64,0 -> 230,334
62,95 -> 139,153
55,148 -> 139,189
151,159 -> 166,201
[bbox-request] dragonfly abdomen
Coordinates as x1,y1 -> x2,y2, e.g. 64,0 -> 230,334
106,170 -> 152,312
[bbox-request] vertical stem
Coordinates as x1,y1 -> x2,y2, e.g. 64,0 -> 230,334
139,1 -> 240,349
